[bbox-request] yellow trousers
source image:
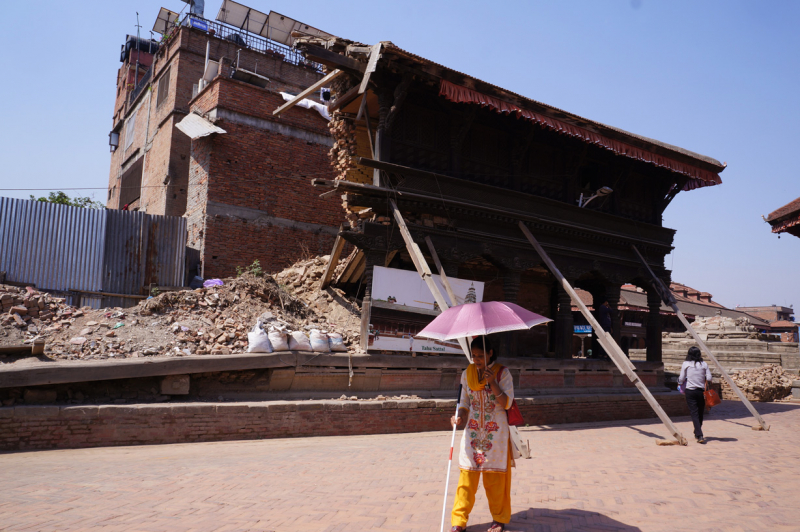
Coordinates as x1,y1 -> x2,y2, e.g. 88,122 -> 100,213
451,446 -> 512,527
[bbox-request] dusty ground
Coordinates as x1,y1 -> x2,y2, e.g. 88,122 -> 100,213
1,400 -> 798,531
0,256 -> 362,367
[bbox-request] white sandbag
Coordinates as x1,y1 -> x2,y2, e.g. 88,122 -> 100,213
288,330 -> 312,351
309,329 -> 330,353
268,328 -> 289,351
328,332 -> 347,352
247,321 -> 272,353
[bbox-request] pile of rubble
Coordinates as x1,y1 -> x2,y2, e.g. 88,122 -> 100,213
722,364 -> 794,402
0,255 -> 363,362
337,394 -> 422,401
1,285 -> 75,343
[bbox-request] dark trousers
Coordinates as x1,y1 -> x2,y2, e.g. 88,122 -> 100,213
685,388 -> 706,439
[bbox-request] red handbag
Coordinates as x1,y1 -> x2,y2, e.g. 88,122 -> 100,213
506,399 -> 524,426
704,382 -> 722,408
499,366 -> 524,426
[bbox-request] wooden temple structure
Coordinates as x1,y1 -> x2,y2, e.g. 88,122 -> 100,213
294,37 -> 726,364
766,197 -> 800,239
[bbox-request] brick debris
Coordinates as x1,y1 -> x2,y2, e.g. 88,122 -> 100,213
0,255 -> 363,362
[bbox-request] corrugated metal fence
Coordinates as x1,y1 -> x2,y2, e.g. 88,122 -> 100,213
0,197 -> 186,309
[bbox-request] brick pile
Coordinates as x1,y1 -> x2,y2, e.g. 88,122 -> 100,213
1,285 -> 73,338
0,255 -> 362,362
721,364 -> 794,402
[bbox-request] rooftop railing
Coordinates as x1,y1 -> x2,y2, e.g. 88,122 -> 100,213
176,14 -> 322,72
124,13 -> 323,111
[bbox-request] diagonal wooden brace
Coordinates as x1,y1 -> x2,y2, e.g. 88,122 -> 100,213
519,221 -> 687,445
390,200 -> 472,361
631,245 -> 770,431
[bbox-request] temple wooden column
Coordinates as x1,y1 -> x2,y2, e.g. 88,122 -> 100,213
500,270 -> 522,357
555,284 -> 574,359
360,250 -> 385,351
646,288 -> 663,362
606,284 -> 623,347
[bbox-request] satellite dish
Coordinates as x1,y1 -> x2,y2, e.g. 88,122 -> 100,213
153,7 -> 180,35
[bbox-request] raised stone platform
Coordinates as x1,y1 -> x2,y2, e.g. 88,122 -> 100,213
0,392 -> 688,452
0,353 -> 666,405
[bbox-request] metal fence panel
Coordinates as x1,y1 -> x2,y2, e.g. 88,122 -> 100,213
0,197 -> 185,309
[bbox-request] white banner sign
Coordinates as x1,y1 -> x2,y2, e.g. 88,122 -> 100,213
369,266 -> 484,354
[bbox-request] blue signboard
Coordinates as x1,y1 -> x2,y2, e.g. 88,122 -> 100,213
574,325 -> 593,334
189,18 -> 209,31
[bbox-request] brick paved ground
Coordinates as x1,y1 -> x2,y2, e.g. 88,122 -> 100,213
1,400 -> 798,532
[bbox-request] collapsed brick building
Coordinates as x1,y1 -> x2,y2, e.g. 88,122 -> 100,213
106,2 -> 342,278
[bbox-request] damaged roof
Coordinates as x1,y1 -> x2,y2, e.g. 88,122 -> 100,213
298,36 -> 725,189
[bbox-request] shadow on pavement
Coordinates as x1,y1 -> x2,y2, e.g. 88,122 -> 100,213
468,508 -> 642,532
523,400 -> 799,434
626,425 -> 663,440
703,436 -> 737,443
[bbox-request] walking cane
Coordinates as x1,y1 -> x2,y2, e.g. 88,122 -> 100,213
440,384 -> 463,532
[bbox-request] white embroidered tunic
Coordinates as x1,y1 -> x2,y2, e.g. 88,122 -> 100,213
458,364 -> 515,473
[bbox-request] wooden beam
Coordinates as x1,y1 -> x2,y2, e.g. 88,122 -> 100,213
300,44 -> 366,75
424,236 -> 458,306
425,236 -> 471,359
320,227 -> 345,289
631,245 -> 770,431
358,95 -> 375,159
273,69 -> 344,116
69,289 -> 147,300
359,43 -> 383,94
321,166 -> 676,252
389,200 -> 472,361
519,221 -> 687,445
338,250 -> 365,284
329,84 -> 361,112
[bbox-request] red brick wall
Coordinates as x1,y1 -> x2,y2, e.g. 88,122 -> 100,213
186,78 -> 341,277
202,215 -> 338,278
0,394 -> 689,452
108,24 -> 326,217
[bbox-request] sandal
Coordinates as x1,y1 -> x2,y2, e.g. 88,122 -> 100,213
450,527 -> 465,532
488,522 -> 506,532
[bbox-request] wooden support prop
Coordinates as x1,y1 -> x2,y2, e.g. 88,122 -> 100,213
424,236 -> 471,360
631,245 -> 770,431
357,95 -> 375,159
390,200 -> 472,361
301,45 -> 366,75
320,227 -> 345,289
519,221 -> 687,445
273,69 -> 344,116
359,43 -> 382,94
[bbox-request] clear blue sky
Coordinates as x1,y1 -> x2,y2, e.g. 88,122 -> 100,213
0,0 -> 797,311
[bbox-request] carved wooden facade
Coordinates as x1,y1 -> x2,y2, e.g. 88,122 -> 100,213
297,38 -> 725,361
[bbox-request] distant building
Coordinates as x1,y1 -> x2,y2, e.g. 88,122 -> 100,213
736,305 -> 794,323
765,197 -> 800,238
106,5 -> 342,279
572,283 -> 773,355
736,305 -> 797,343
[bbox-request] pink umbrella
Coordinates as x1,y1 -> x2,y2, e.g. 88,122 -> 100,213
417,301 -> 551,341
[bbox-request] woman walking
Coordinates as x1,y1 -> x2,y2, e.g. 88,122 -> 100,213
449,336 -> 514,532
678,346 -> 713,444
